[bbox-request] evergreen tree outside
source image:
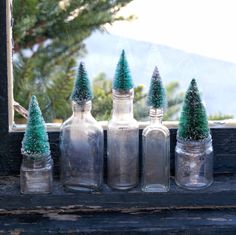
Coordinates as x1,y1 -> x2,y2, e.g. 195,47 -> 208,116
177,79 -> 210,141
13,0 -> 133,122
71,62 -> 92,104
12,1 -> 234,123
22,96 -> 50,160
92,73 -> 113,121
113,50 -> 134,91
164,81 -> 184,121
147,66 -> 166,109
208,112 -> 233,120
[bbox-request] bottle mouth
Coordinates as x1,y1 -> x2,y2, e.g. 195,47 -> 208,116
177,135 -> 212,144
72,100 -> 92,111
112,89 -> 134,99
176,135 -> 212,152
149,108 -> 163,117
21,150 -> 52,168
21,150 -> 51,161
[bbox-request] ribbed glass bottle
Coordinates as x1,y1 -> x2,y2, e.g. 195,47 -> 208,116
107,89 -> 139,190
142,109 -> 170,192
60,101 -> 104,192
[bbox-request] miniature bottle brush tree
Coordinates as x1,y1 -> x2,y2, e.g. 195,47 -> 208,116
70,62 -> 93,104
146,67 -> 167,108
113,50 -> 134,91
175,79 -> 213,190
107,50 -> 139,190
142,67 -> 170,192
60,62 -> 104,192
20,95 -> 53,194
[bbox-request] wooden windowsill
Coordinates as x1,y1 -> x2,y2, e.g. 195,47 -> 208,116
0,174 -> 235,211
10,119 -> 236,133
0,174 -> 235,234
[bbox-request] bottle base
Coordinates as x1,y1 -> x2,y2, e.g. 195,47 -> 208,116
175,177 -> 213,190
63,184 -> 100,192
20,188 -> 52,194
108,182 -> 138,190
142,184 -> 169,192
62,178 -> 101,192
20,169 -> 53,194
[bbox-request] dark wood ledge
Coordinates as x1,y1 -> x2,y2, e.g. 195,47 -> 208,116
0,174 -> 234,234
0,208 -> 235,234
0,174 -> 235,211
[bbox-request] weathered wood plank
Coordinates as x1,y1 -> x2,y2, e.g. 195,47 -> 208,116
0,175 -> 235,211
0,209 -> 235,234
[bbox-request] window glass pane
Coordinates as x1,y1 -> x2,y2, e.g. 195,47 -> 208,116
13,0 -> 236,124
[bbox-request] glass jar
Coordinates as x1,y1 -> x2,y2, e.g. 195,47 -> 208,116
20,153 -> 53,194
60,101 -> 104,192
175,136 -> 213,190
107,89 -> 139,190
142,109 -> 170,192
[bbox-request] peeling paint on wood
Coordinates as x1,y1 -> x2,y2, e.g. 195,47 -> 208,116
0,209 -> 235,234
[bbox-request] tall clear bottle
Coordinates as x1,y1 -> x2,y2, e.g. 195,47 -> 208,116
142,67 -> 170,192
107,50 -> 139,190
60,63 -> 103,192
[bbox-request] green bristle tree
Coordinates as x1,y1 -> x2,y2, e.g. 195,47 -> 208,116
147,66 -> 166,109
22,96 -> 50,159
178,79 -> 210,141
71,62 -> 93,104
113,50 -> 134,91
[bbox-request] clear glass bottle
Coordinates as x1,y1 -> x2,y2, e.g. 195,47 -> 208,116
107,89 -> 139,190
142,109 -> 170,192
60,101 -> 104,192
175,136 -> 213,190
20,153 -> 53,194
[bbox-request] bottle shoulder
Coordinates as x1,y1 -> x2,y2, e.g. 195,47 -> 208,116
142,123 -> 170,137
60,116 -> 73,129
60,115 -> 103,133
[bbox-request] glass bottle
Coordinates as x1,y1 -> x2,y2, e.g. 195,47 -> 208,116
60,100 -> 104,192
20,153 -> 53,194
175,136 -> 213,190
107,89 -> 139,190
142,108 -> 170,192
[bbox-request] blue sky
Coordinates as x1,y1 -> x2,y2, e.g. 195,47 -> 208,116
106,0 -> 236,64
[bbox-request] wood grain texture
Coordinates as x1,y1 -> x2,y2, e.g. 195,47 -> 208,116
0,209 -> 235,234
0,174 -> 234,211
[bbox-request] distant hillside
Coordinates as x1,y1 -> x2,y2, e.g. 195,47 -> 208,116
83,32 -> 236,117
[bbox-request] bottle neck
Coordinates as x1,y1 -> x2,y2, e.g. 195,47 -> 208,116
149,108 -> 163,125
112,89 -> 134,120
72,101 -> 92,118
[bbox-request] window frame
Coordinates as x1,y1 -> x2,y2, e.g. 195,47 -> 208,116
1,0 -> 236,177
